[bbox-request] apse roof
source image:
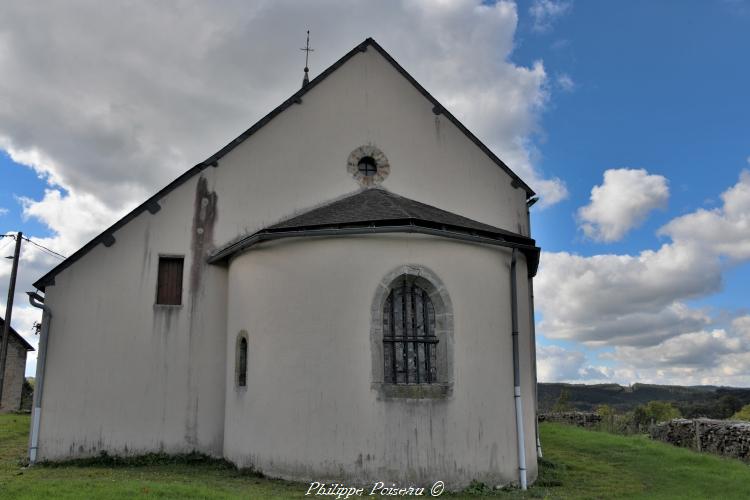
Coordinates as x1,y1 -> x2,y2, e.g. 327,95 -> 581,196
208,188 -> 540,276
268,188 -> 527,239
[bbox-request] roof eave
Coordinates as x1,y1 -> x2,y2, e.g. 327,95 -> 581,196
208,218 -> 540,277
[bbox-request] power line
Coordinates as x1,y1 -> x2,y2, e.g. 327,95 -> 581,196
21,237 -> 67,260
0,238 -> 15,255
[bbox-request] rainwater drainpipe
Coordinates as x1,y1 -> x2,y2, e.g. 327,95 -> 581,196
525,195 -> 543,459
510,248 -> 527,490
27,291 -> 51,465
529,277 -> 542,459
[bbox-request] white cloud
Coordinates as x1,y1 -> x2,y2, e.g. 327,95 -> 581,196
18,188 -> 122,257
659,170 -> 750,261
537,345 -> 585,381
0,0 -> 565,213
0,208 -> 7,216
578,168 -> 669,242
606,329 -> 742,369
537,244 -> 716,346
537,344 -> 616,383
598,317 -> 750,386
538,171 -> 750,384
556,73 -> 575,92
529,0 -> 572,33
0,0 -> 569,352
537,317 -> 750,386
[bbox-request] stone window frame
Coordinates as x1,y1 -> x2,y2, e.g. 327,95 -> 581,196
235,330 -> 249,391
370,265 -> 454,400
347,145 -> 390,187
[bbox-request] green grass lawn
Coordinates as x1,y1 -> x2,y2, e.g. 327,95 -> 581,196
2,413 -> 750,499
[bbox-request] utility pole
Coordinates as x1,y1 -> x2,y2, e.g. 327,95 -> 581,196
0,231 -> 22,408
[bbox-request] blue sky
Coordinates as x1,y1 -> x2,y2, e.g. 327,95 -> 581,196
0,151 -> 51,238
516,0 -> 749,256
510,0 -> 750,384
1,0 -> 749,383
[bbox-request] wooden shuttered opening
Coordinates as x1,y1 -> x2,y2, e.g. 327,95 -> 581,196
156,256 -> 184,305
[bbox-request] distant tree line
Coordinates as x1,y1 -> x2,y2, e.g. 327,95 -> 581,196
539,383 -> 750,417
544,385 -> 750,437
675,394 -> 743,419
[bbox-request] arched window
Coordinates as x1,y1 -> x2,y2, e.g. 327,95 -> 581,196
383,278 -> 438,384
237,334 -> 248,388
371,266 -> 453,399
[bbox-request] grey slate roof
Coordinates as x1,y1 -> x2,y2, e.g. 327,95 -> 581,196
268,188 -> 531,243
209,189 -> 540,277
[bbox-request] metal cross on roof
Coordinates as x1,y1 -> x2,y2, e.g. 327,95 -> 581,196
301,30 -> 314,87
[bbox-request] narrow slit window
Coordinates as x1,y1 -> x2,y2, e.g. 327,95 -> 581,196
238,337 -> 248,387
156,256 -> 184,305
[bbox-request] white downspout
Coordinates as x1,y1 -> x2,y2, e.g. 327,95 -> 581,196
27,292 -> 51,465
526,195 -> 542,459
510,249 -> 527,490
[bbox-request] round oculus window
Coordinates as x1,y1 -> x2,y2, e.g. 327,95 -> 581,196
347,145 -> 390,186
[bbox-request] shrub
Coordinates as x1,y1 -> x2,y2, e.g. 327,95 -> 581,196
551,389 -> 573,412
595,401 -> 681,435
731,404 -> 750,421
642,401 -> 681,424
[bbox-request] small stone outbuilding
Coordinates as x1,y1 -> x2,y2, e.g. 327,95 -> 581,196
0,317 -> 34,412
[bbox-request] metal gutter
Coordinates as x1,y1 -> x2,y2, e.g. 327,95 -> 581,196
207,222 -> 540,277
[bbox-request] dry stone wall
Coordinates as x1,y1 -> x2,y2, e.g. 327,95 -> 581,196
538,412 -> 602,428
650,418 -> 750,461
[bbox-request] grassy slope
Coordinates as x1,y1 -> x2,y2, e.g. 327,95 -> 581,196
2,414 -> 750,498
538,423 -> 750,499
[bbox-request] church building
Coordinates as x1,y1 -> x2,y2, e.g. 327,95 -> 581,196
29,38 -> 541,489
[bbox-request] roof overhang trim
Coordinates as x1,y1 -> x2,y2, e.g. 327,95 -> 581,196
209,219 -> 540,277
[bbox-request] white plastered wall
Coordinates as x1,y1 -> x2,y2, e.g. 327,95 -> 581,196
35,43 -> 536,473
223,234 -> 537,489
211,46 -> 530,243
39,173 -> 228,459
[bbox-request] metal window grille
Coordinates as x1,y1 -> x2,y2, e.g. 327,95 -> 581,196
383,279 -> 438,384
238,337 -> 248,387
156,256 -> 184,305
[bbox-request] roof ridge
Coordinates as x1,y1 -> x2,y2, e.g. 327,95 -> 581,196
264,188 -> 532,240
365,188 -> 412,219
33,37 -> 533,290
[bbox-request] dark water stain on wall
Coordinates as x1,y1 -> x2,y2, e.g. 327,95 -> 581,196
189,176 -> 218,300
140,225 -> 151,285
186,175 -> 218,448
